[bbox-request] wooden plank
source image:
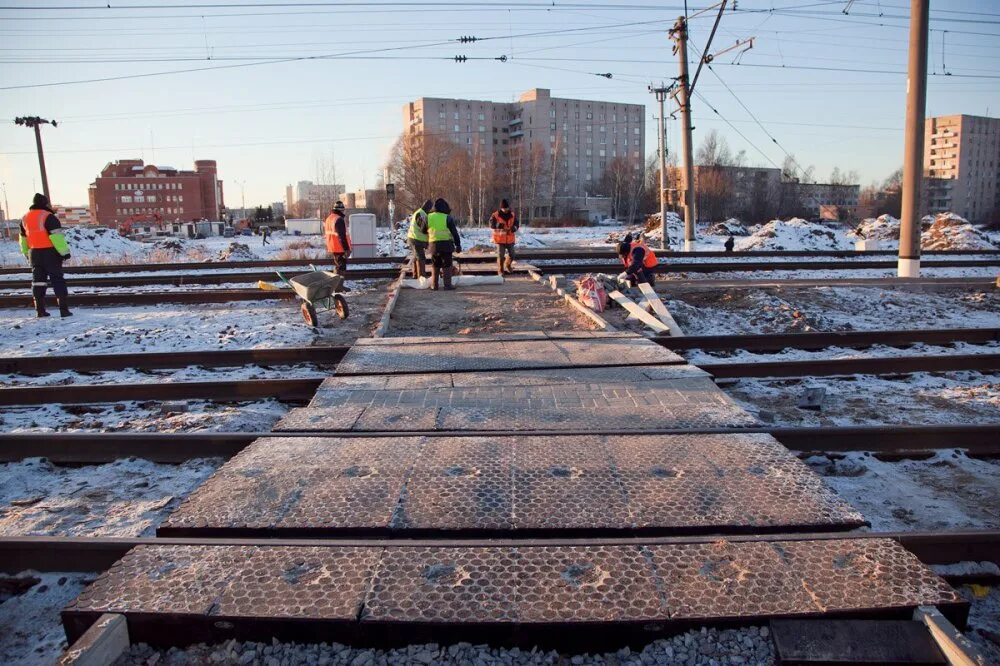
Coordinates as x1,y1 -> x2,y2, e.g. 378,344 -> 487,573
914,606 -> 990,666
607,290 -> 670,333
638,282 -> 684,337
372,268 -> 405,338
58,613 -> 130,666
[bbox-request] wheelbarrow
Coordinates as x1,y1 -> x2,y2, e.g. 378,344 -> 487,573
277,268 -> 349,328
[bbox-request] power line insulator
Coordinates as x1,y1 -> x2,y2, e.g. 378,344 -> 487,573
454,55 -> 468,63
496,55 -> 508,62
596,72 -> 613,79
459,36 -> 479,43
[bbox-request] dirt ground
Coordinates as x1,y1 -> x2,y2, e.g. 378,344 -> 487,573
387,276 -> 598,337
312,279 -> 391,344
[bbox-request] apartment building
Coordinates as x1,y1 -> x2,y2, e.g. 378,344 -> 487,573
924,114 -> 1000,224
403,88 -> 645,212
285,181 -> 345,215
88,159 -> 224,227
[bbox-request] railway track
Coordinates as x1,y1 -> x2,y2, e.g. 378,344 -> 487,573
2,353 -> 996,406
0,257 -> 997,290
2,425 -> 997,463
2,530 -> 996,575
2,247 -> 997,276
1,328 -> 995,374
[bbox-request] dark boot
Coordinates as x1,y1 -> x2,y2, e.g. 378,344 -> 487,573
411,257 -> 420,279
443,267 -> 455,290
504,256 -> 514,274
430,265 -> 439,290
58,297 -> 73,318
32,285 -> 49,317
34,300 -> 50,317
497,257 -> 505,276
417,255 -> 427,278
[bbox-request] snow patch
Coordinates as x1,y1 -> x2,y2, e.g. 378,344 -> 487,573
0,571 -> 91,666
736,218 -> 850,251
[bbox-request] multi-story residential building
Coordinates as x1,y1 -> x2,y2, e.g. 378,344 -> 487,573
924,114 -> 1000,224
403,88 -> 645,217
88,159 -> 224,227
286,180 -> 345,216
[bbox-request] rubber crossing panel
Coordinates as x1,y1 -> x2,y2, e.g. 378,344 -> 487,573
62,539 -> 966,648
158,434 -> 865,536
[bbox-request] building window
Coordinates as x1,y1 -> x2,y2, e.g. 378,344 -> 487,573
479,125 -> 486,132
439,111 -> 446,118
147,196 -> 156,203
633,128 -> 640,135
454,124 -> 460,132
586,112 -> 593,120
478,113 -> 485,121
120,196 -> 132,203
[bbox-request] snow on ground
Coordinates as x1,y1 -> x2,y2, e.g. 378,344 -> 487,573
0,364 -> 328,388
0,456 -> 221,536
1,398 -> 289,433
115,627 -> 776,666
723,371 -> 1000,427
735,218 -> 850,252
0,572 -> 92,666
683,341 -> 1000,365
661,286 -> 1000,336
850,213 -> 998,252
802,450 -> 999,531
961,586 -> 1000,664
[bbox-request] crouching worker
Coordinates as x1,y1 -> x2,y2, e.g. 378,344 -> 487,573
420,198 -> 462,290
20,193 -> 72,318
324,201 -> 350,275
616,233 -> 658,288
408,199 -> 432,279
489,199 -> 519,276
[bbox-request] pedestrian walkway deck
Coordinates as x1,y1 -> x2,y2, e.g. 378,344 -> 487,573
158,434 -> 865,537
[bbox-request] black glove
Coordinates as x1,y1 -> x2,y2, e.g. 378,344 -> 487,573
61,253 -> 71,261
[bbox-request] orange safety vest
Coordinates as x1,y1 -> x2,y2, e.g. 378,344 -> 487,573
324,212 -> 350,254
491,211 -> 516,245
22,209 -> 54,249
622,240 -> 658,269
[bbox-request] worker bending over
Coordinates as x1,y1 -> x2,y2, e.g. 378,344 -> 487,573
407,199 -> 433,279
419,198 -> 462,290
19,193 -> 72,318
489,199 -> 519,276
616,233 -> 658,287
324,201 -> 351,275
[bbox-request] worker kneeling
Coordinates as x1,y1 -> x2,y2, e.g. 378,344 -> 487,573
489,199 -> 518,276
616,234 -> 658,288
419,198 -> 462,291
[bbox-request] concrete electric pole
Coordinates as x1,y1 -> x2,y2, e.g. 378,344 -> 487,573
669,18 -> 697,252
649,84 -> 672,250
14,116 -> 57,201
898,0 -> 929,278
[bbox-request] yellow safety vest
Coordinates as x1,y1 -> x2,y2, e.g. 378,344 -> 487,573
426,211 -> 453,243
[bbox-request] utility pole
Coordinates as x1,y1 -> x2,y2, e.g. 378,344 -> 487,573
236,180 -> 246,217
14,116 -> 57,201
898,0 -> 929,278
649,84 -> 671,250
669,18 -> 697,252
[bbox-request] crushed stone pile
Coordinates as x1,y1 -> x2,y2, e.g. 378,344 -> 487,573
114,626 -> 776,665
920,213 -> 998,251
850,214 -> 901,241
214,242 -> 260,262
736,218 -> 848,251
642,211 -> 684,243
707,218 -> 749,237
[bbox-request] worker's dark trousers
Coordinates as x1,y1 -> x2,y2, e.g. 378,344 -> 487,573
332,253 -> 348,274
30,248 -> 68,304
627,270 -> 656,288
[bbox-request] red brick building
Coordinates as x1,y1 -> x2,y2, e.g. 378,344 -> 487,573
88,159 -> 224,227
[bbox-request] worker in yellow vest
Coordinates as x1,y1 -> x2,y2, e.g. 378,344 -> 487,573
19,193 -> 72,317
407,199 -> 432,279
417,198 -> 462,290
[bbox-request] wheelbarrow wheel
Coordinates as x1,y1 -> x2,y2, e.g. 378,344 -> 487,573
301,302 -> 319,328
334,294 -> 349,320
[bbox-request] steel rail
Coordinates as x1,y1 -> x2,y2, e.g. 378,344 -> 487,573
0,290 -> 296,307
0,258 -> 997,290
2,248 -> 998,276
3,353 -> 997,406
1,425 -> 996,464
657,328 -> 1000,351
1,530 -> 996,574
0,346 -> 350,374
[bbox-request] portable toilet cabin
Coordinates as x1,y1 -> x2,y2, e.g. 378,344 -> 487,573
348,213 -> 377,258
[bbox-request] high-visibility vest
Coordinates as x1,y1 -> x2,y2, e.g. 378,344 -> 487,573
622,240 -> 658,269
324,212 -> 350,253
22,210 -> 54,250
408,209 -> 428,242
426,212 -> 453,244
491,211 -> 516,245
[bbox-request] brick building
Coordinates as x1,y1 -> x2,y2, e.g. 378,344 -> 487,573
88,159 -> 224,227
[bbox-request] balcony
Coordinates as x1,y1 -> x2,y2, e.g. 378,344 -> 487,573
509,117 -> 523,126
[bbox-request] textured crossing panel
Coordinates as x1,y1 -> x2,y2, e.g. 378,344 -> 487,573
64,539 -> 964,643
160,434 -> 865,535
335,336 -> 683,375
276,368 -> 755,433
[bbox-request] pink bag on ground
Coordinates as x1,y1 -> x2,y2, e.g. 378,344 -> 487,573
576,274 -> 607,312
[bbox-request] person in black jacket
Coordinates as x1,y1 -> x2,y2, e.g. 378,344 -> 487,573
18,193 -> 72,317
418,198 -> 462,290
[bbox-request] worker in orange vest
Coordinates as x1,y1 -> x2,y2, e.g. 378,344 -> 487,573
19,193 -> 72,317
489,199 -> 519,276
323,201 -> 351,275
616,233 -> 658,287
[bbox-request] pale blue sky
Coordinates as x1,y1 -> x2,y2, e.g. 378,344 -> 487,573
1,0 -> 997,212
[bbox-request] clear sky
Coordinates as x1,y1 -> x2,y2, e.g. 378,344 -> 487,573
0,0 -> 997,213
